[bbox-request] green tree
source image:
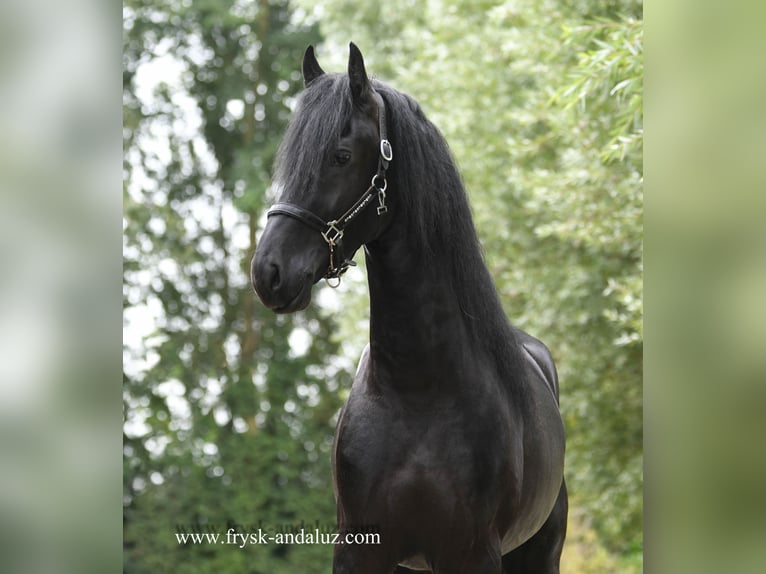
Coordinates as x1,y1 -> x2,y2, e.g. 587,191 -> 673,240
123,2 -> 346,572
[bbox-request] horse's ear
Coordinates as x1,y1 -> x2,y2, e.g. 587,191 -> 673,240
302,45 -> 325,86
348,42 -> 371,106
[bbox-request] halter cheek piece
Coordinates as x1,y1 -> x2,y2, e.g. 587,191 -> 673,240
267,91 -> 392,287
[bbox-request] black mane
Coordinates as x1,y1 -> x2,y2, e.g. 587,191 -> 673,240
374,82 -> 526,382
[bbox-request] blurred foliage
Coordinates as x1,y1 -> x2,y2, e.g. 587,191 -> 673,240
123,0 -> 642,572
123,1 -> 345,572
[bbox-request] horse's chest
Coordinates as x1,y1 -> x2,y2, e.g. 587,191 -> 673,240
335,395 -> 514,519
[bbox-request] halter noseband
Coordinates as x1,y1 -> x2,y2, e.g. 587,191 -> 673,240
266,91 -> 392,287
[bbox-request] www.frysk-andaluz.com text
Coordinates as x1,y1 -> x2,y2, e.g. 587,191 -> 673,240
175,527 -> 381,548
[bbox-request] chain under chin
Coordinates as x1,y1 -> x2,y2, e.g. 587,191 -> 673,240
324,243 -> 357,288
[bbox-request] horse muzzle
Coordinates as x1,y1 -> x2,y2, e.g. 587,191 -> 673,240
251,220 -> 327,313
251,252 -> 314,313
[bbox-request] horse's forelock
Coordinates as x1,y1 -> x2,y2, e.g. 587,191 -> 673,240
273,74 -> 354,201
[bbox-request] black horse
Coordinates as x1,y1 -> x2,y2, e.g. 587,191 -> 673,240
252,43 -> 567,574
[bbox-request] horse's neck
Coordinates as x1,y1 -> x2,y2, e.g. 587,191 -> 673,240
364,233 -> 475,389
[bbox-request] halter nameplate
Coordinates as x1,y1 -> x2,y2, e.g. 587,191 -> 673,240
267,91 -> 392,285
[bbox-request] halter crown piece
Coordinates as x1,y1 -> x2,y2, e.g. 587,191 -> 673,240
267,91 -> 393,287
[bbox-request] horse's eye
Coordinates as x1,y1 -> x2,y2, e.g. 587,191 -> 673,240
333,151 -> 351,166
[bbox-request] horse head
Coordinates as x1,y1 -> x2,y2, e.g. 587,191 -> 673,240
251,43 -> 392,313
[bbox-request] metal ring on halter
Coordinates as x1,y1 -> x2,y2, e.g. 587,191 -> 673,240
371,173 -> 387,192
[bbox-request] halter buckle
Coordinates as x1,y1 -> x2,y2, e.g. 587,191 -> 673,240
380,139 -> 393,162
322,221 -> 343,246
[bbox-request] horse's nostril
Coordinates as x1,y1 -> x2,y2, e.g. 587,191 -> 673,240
270,263 -> 281,290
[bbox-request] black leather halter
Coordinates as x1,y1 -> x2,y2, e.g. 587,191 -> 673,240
267,91 -> 393,287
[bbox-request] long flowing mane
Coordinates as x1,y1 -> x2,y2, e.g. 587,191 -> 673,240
274,74 -> 527,385
374,82 -> 527,385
